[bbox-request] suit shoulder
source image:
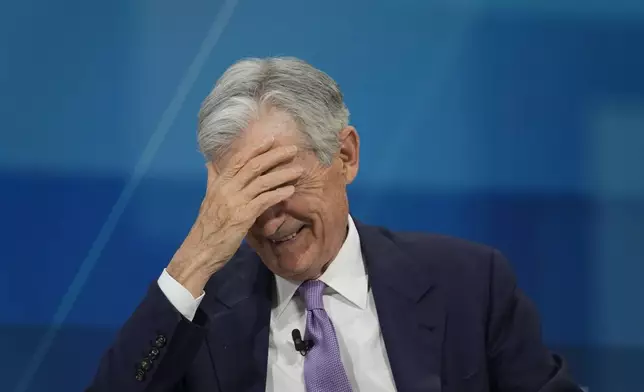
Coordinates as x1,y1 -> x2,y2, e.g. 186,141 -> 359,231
374,226 -> 516,292
379,227 -> 496,266
369,226 -> 518,313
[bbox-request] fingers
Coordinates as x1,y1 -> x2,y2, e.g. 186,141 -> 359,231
234,145 -> 299,188
246,185 -> 295,218
244,166 -> 303,200
221,135 -> 275,178
202,137 -> 300,229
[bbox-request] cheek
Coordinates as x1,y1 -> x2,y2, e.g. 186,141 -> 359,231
285,191 -> 320,215
290,187 -> 339,226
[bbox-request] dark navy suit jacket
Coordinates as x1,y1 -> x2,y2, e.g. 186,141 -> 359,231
88,220 -> 582,392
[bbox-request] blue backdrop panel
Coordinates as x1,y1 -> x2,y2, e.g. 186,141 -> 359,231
1,0 -> 643,391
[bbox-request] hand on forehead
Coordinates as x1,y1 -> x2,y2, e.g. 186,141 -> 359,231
217,108 -> 305,170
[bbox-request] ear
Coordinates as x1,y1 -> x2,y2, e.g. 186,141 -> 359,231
337,126 -> 359,184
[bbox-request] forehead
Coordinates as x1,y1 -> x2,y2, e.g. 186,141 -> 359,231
215,108 -> 307,167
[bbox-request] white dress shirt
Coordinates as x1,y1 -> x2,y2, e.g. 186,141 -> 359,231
158,216 -> 398,392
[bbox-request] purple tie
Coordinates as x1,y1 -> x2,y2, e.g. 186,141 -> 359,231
298,280 -> 353,392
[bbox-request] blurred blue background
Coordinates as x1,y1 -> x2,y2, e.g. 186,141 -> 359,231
1,0 -> 643,391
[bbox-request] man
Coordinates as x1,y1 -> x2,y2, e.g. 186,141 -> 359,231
88,57 -> 581,392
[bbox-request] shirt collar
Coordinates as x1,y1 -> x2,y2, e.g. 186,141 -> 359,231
273,215 -> 368,318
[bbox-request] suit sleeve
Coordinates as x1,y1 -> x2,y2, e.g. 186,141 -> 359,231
86,282 -> 209,392
486,249 -> 582,392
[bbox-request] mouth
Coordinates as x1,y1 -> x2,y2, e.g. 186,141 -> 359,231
269,226 -> 305,245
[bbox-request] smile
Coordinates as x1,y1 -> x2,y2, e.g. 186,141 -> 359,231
270,227 -> 304,244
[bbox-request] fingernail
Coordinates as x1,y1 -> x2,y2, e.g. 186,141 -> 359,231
287,145 -> 298,153
263,135 -> 275,144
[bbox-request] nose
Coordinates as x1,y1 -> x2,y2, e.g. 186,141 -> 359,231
254,202 -> 286,236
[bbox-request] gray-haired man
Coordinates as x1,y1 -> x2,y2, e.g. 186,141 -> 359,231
89,57 -> 581,392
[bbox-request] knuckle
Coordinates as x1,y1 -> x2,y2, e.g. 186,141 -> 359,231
257,178 -> 272,193
232,161 -> 246,172
250,160 -> 263,174
223,158 -> 244,176
231,152 -> 245,166
222,167 -> 238,180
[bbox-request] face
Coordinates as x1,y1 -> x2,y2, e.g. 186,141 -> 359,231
217,108 -> 359,280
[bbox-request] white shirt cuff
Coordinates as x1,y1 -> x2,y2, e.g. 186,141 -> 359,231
157,268 -> 205,322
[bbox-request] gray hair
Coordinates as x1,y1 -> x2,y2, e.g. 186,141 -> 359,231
197,57 -> 350,165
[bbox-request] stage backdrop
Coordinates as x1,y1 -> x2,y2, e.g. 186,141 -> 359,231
1,0 -> 643,391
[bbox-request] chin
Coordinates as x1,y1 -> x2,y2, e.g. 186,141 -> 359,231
257,250 -> 313,279
275,257 -> 313,278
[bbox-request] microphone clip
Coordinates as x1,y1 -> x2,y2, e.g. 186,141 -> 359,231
291,329 -> 314,356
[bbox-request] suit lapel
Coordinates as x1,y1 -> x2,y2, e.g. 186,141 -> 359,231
356,221 -> 446,392
201,247 -> 273,392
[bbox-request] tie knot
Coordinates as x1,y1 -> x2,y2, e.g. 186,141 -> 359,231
298,280 -> 326,310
